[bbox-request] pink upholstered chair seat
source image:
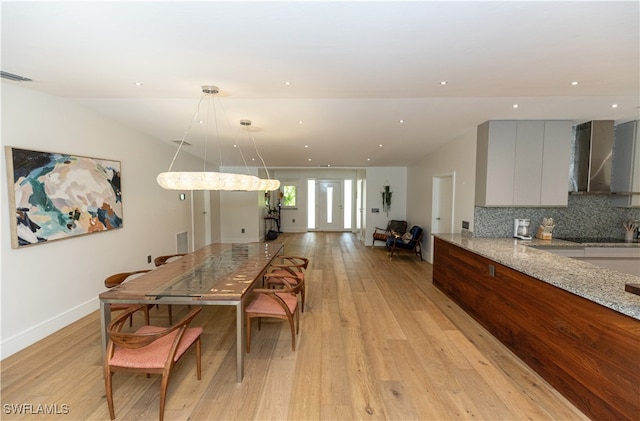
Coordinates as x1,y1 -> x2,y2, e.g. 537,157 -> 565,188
105,306 -> 202,421
110,325 -> 203,369
246,292 -> 297,315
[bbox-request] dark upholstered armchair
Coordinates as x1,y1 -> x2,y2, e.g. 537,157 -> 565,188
372,220 -> 408,248
385,225 -> 424,260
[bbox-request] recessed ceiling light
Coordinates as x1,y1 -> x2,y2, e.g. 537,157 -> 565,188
284,81 -> 292,86
298,120 -> 304,124
611,104 -> 619,108
199,120 -> 205,124
399,119 -> 404,123
367,158 -> 371,161
304,145 -> 309,148
379,144 -> 383,147
571,81 -> 579,86
133,82 -> 143,86
440,81 -> 447,85
308,158 -> 312,161
512,104 -> 519,109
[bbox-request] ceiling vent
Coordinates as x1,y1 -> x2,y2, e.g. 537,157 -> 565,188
1,71 -> 32,82
171,140 -> 192,146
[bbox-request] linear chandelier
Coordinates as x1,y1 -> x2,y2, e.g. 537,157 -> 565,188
156,86 -> 280,191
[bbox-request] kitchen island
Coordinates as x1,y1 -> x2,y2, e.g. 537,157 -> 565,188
432,234 -> 639,421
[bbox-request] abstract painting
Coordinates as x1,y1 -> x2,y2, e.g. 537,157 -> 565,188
5,147 -> 123,248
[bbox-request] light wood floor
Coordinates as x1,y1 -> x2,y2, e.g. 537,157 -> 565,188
0,232 -> 588,420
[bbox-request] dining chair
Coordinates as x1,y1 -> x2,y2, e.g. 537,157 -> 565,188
154,253 -> 187,267
104,270 -> 152,326
245,276 -> 301,352
264,256 -> 309,312
104,305 -> 203,421
154,253 -> 188,324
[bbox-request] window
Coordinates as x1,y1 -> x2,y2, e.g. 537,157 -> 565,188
282,185 -> 297,207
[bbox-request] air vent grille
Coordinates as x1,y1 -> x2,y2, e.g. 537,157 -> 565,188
1,71 -> 32,82
172,140 -> 192,146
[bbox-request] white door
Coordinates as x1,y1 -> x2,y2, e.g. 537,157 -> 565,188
192,191 -> 210,250
431,173 -> 455,261
316,180 -> 343,231
433,175 -> 454,234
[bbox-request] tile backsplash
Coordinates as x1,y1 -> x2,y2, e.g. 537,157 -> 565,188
474,195 -> 640,239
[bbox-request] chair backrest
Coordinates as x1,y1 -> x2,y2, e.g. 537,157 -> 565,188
154,253 -> 187,267
108,305 -> 202,349
407,225 -> 424,245
388,220 -> 408,234
104,270 -> 151,288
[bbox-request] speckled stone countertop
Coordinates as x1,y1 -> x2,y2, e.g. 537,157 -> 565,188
433,234 -> 640,320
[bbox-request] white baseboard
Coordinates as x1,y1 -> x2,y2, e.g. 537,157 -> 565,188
1,297 -> 98,360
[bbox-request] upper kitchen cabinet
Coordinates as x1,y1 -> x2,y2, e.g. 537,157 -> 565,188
611,120 -> 640,207
475,120 -> 572,207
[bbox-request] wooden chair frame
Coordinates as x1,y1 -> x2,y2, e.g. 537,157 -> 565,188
246,277 -> 301,353
104,305 -> 202,421
387,227 -> 424,260
264,256 -> 308,312
104,270 -> 152,326
372,220 -> 408,248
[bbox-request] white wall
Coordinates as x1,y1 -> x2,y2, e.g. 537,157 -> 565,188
407,129 -> 477,261
219,166 -> 263,242
365,167 -> 407,246
0,83 -> 203,358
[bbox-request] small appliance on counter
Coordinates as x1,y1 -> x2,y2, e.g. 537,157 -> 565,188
514,218 -> 532,240
536,217 -> 555,240
623,219 -> 638,242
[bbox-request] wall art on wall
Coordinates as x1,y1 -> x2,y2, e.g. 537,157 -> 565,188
5,147 -> 123,248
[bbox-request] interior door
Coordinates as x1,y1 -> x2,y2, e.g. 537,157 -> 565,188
433,175 -> 454,234
316,180 -> 343,231
193,190 -> 210,250
431,173 -> 455,262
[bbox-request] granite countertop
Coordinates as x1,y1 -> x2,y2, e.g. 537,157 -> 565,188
433,234 -> 640,320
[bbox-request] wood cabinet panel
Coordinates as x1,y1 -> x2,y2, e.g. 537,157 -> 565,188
433,238 -> 640,421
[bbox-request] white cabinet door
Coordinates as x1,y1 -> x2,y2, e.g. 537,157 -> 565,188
514,121 -> 544,206
475,121 -> 517,206
476,120 -> 571,207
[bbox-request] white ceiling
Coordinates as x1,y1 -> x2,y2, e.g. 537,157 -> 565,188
2,1 -> 639,169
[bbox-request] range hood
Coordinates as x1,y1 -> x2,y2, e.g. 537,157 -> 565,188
569,120 -> 614,194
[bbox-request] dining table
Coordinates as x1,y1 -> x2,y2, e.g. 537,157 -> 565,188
99,241 -> 284,382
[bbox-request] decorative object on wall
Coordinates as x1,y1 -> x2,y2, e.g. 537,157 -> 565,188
381,185 -> 392,216
156,86 -> 280,191
5,146 -> 123,248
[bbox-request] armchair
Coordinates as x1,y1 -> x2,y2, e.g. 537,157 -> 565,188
386,225 -> 424,260
371,220 -> 408,247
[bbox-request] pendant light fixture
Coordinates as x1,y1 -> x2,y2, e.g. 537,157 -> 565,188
156,86 -> 279,191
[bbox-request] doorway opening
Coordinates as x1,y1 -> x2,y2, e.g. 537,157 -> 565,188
430,172 -> 455,262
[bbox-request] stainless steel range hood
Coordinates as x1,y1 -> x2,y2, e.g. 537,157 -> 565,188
569,120 -> 614,194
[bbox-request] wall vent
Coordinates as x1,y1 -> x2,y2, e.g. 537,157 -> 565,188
176,231 -> 188,253
1,71 -> 32,82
